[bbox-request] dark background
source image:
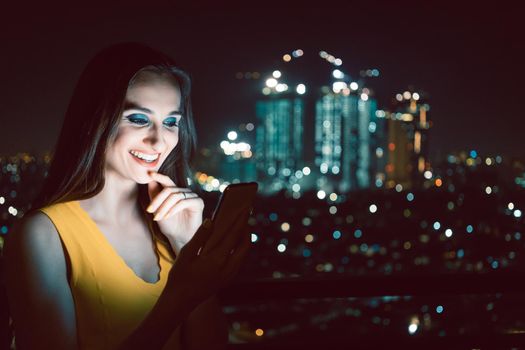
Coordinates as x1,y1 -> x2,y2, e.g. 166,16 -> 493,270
1,1 -> 523,161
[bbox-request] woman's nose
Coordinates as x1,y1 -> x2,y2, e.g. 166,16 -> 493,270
143,124 -> 166,151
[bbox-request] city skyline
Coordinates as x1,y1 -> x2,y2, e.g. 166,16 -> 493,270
2,2 -> 525,341
1,2 -> 523,160
1,136 -> 524,346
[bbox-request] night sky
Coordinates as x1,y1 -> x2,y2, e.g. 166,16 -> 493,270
2,1 -> 523,161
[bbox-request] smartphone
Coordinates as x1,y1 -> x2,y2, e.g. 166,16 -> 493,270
211,182 -> 258,231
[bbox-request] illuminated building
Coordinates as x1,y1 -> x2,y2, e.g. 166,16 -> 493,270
315,87 -> 382,192
385,90 -> 431,189
254,50 -> 389,194
386,117 -> 412,188
255,75 -> 306,193
219,127 -> 257,184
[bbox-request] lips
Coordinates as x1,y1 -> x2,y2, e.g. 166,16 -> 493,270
129,150 -> 160,168
130,150 -> 159,161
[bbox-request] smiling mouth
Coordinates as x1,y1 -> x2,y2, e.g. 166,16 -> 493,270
129,150 -> 160,165
130,150 -> 159,162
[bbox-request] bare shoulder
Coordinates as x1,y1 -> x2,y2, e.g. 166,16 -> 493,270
5,210 -> 62,263
5,210 -> 78,348
14,209 -> 58,238
5,209 -> 69,292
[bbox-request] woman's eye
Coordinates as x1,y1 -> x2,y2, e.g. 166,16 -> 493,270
163,117 -> 179,128
126,114 -> 149,125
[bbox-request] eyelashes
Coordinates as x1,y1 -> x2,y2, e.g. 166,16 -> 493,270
126,114 -> 149,125
163,117 -> 179,128
126,114 -> 180,128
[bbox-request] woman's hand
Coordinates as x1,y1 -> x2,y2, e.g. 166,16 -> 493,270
119,212 -> 250,350
165,210 -> 251,306
146,171 -> 203,254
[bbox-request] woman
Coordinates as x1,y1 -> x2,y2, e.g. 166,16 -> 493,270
5,42 -> 251,349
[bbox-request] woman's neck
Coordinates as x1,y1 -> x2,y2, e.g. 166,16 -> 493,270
78,171 -> 141,226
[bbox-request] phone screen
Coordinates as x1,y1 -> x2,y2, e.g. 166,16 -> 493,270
211,182 -> 258,231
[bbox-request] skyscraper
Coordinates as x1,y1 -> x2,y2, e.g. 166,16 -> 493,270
253,50 -> 424,195
255,93 -> 306,193
386,91 -> 431,189
314,87 -> 380,192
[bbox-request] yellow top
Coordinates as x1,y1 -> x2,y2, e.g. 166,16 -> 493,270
40,201 -> 180,349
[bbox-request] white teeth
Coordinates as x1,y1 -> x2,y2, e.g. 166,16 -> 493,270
130,150 -> 159,162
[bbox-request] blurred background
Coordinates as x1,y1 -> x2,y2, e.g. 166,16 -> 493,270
1,1 -> 524,349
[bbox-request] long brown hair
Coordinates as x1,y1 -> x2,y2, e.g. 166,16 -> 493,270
33,42 -> 197,259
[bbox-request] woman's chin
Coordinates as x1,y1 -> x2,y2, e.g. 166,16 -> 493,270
135,176 -> 152,185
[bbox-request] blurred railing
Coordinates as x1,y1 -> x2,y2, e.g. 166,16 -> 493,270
219,273 -> 525,350
2,265 -> 525,349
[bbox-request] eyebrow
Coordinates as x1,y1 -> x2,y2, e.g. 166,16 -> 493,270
123,101 -> 182,116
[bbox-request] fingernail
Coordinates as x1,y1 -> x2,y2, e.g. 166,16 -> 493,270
153,214 -> 160,221
146,206 -> 153,213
